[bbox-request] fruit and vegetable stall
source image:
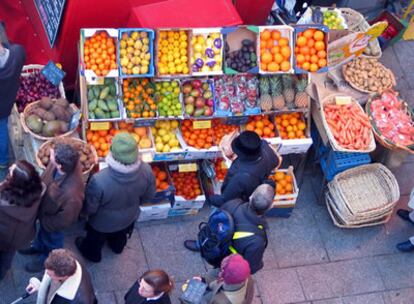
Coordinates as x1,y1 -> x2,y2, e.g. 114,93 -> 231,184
11,6 -> 412,225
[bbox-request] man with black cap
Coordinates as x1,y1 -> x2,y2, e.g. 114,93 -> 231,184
209,130 -> 280,207
0,21 -> 26,180
75,133 -> 156,263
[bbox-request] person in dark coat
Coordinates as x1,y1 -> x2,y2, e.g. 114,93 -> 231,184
125,269 -> 173,304
184,131 -> 279,252
21,144 -> 85,273
210,131 -> 280,207
0,160 -> 44,280
76,133 -> 156,263
26,249 -> 96,304
220,184 -> 274,274
0,22 -> 26,179
197,254 -> 254,304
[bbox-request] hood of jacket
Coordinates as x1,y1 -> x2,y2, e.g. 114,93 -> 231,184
0,45 -> 22,80
105,153 -> 142,182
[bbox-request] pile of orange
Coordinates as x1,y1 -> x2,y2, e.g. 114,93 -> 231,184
83,31 -> 117,77
212,120 -> 239,144
245,115 -> 277,138
171,171 -> 202,200
270,171 -> 294,195
214,159 -> 228,182
275,113 -> 307,139
152,165 -> 170,191
118,122 -> 153,150
181,120 -> 214,149
122,78 -> 156,119
295,28 -> 327,72
86,126 -> 113,157
260,29 -> 291,72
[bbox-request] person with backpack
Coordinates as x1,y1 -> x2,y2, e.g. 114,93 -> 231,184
184,131 -> 279,252
194,184 -> 275,274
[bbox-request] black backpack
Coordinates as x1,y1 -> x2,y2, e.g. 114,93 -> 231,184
197,203 -> 267,267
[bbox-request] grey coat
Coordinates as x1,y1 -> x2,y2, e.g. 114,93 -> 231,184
84,153 -> 156,233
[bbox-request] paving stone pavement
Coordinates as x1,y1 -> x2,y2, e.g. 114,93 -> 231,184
1,41 -> 414,304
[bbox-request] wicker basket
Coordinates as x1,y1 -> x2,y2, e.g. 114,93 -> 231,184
342,63 -> 396,94
339,8 -> 382,59
319,94 -> 376,153
36,137 -> 98,176
366,92 -> 414,154
325,163 -> 400,228
20,100 -> 79,141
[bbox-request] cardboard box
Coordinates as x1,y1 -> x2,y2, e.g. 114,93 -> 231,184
138,202 -> 171,222
168,207 -> 199,217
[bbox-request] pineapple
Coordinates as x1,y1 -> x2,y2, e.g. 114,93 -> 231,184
282,75 -> 295,109
294,78 -> 309,108
259,76 -> 272,112
270,76 -> 285,110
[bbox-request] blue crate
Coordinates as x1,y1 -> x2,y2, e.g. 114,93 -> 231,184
117,28 -> 155,77
310,123 -> 328,159
320,151 -> 371,181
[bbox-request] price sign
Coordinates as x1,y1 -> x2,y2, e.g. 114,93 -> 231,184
41,61 -> 66,86
366,21 -> 388,41
69,110 -> 81,130
141,153 -> 154,163
134,119 -> 156,127
87,78 -> 105,85
90,122 -> 111,131
193,120 -> 212,129
226,116 -> 249,125
178,163 -> 198,172
335,96 -> 352,105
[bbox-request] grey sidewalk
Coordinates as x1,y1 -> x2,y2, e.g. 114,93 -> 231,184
1,41 -> 414,304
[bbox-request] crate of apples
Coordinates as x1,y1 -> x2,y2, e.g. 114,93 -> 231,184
119,29 -> 154,76
156,29 -> 190,76
171,171 -> 203,200
259,26 -> 294,73
275,113 -> 307,140
191,29 -> 223,75
294,27 -> 327,73
182,79 -> 214,117
154,80 -> 183,117
245,115 -> 277,139
82,30 -> 117,77
122,78 -> 156,119
180,120 -> 214,150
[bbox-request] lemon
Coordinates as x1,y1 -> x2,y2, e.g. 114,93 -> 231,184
180,49 -> 187,56
169,66 -> 176,74
162,134 -> 171,143
142,45 -> 149,53
155,142 -> 164,152
162,145 -> 171,153
169,138 -> 179,147
170,120 -> 179,129
120,57 -> 129,67
140,66 -> 148,74
127,38 -> 134,46
176,65 -> 183,73
120,40 -> 127,49
182,66 -> 189,74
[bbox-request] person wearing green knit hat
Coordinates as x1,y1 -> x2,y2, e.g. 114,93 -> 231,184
75,133 -> 156,263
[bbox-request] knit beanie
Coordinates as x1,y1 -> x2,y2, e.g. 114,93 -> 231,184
110,133 -> 138,165
220,254 -> 251,285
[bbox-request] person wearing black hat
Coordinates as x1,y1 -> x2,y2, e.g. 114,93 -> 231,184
209,130 -> 280,207
184,131 -> 279,252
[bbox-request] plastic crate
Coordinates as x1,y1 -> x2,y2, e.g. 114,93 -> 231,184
311,125 -> 328,159
321,150 -> 371,182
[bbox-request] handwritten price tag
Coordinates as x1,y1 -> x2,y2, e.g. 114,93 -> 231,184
193,120 -> 211,129
335,96 -> 352,105
141,153 -> 154,163
90,122 -> 111,131
178,163 -> 197,172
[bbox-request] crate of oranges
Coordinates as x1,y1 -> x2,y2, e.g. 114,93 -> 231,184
259,25 -> 294,74
269,167 -> 298,206
275,113 -> 313,154
81,29 -> 118,79
178,120 -> 219,158
150,163 -> 175,204
294,25 -> 328,73
122,78 -> 157,119
244,115 -> 281,146
155,29 -> 191,76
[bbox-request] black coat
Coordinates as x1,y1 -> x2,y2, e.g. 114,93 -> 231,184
222,199 -> 268,274
0,44 -> 25,119
124,281 -> 171,304
210,141 -> 279,207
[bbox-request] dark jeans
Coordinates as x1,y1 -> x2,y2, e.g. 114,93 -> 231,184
0,250 -> 15,280
78,223 -> 135,263
32,225 -> 64,262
